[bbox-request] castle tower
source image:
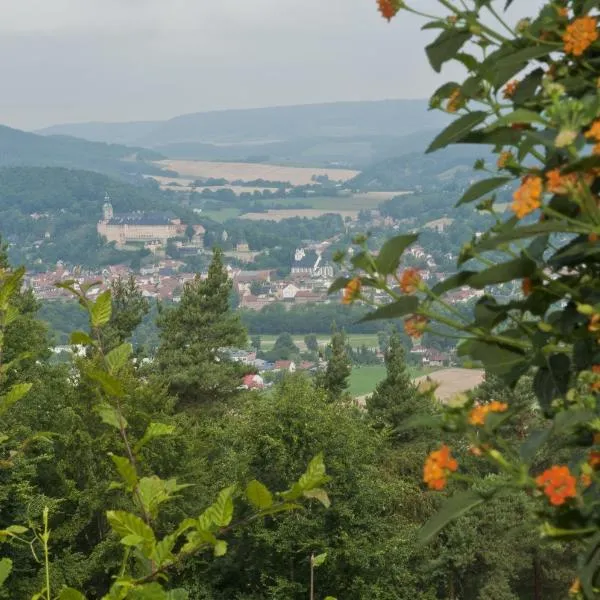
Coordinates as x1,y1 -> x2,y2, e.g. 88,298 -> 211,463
102,193 -> 114,222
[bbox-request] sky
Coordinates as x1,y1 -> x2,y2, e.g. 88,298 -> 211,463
0,0 -> 531,130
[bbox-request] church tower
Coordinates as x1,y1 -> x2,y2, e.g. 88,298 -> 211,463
102,193 -> 114,222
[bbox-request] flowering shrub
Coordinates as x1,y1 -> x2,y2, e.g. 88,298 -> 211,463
332,0 -> 600,596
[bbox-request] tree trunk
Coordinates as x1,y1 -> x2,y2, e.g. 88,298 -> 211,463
533,554 -> 542,600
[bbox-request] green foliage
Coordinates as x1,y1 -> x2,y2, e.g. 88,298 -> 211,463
316,328 -> 351,401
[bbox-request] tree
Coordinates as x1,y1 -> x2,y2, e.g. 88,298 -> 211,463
304,333 -> 319,353
317,327 -> 351,401
185,223 -> 195,241
156,247 -> 247,408
251,334 -> 262,352
265,332 -> 300,361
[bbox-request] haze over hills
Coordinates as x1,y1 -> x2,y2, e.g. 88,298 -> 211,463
37,100 -> 451,168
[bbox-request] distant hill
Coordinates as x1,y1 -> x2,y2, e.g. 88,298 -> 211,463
0,125 -> 166,178
38,100 -> 450,168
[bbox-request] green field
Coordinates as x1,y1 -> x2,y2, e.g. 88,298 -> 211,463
348,365 -> 434,397
259,333 -> 379,351
196,207 -> 242,222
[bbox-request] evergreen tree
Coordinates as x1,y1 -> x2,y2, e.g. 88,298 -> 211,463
156,247 -> 247,408
317,326 -> 351,401
367,331 -> 420,434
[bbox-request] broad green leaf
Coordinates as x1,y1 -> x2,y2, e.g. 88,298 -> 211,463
467,257 -> 536,289
0,267 -> 25,309
88,369 -> 125,398
425,29 -> 470,73
210,486 -> 235,527
457,177 -> 512,206
137,476 -> 188,519
213,540 -> 227,557
0,383 -> 32,416
419,491 -> 486,545
95,402 -> 126,430
58,588 -> 86,600
548,353 -> 571,396
376,234 -> 419,275
0,558 -> 11,587
360,297 -> 419,322
494,44 -> 556,69
312,552 -> 327,567
259,502 -> 303,516
298,453 -> 328,492
166,590 -> 189,600
128,583 -> 168,600
69,331 -> 94,346
91,290 -> 112,328
427,112 -> 488,153
328,277 -> 351,294
107,510 -> 156,557
134,422 -> 176,453
519,428 -> 551,463
246,480 -> 273,510
5,525 -> 28,535
431,271 -> 477,296
110,454 -> 138,491
303,488 -> 331,508
151,534 -> 177,568
105,343 -> 132,373
553,409 -> 596,434
488,109 -> 546,129
463,340 -> 528,379
512,68 -> 544,105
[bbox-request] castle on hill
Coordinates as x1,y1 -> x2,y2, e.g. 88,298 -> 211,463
97,195 -> 204,250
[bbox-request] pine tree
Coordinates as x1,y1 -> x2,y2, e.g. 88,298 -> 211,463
317,326 -> 351,401
156,247 -> 247,408
367,331 -> 422,435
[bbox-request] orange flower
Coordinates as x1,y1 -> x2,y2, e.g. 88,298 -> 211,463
497,151 -> 513,169
546,168 -> 594,194
446,88 -> 463,113
557,7 -> 569,18
512,176 -> 543,219
592,365 -> 600,392
468,400 -> 509,426
342,277 -> 361,305
377,0 -> 399,21
585,120 -> 600,141
563,16 -> 598,57
404,315 -> 428,339
569,578 -> 581,596
503,80 -> 519,99
580,473 -> 592,488
589,450 -> 600,470
589,314 -> 600,333
423,444 -> 458,490
522,277 -> 533,296
536,465 -> 577,506
399,268 -> 421,294
589,232 -> 599,243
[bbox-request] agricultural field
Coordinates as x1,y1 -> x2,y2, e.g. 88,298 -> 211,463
259,333 -> 380,351
155,159 -> 360,186
349,365 -> 434,397
240,209 -> 359,221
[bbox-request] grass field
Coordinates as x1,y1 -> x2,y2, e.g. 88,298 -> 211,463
348,365 -> 433,396
259,333 -> 380,351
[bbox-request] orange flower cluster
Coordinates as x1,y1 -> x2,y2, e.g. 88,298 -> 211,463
512,176 -> 543,219
447,88 -> 463,113
423,444 -> 458,490
503,80 -> 519,99
468,400 -> 509,426
546,169 -> 579,194
342,277 -> 361,304
585,120 -> 600,154
377,0 -> 399,21
563,16 -> 598,57
497,151 -> 513,169
536,465 -> 577,506
404,315 -> 428,339
399,268 -> 421,294
589,314 -> 600,333
589,450 -> 600,470
592,364 -> 600,392
522,277 -> 533,297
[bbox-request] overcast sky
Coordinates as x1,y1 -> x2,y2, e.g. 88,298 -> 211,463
0,0 -> 533,130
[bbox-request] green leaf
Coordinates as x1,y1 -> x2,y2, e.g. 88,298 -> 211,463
105,343 -> 132,373
303,488 -> 331,508
87,369 -> 125,398
464,340 -> 527,379
457,177 -> 512,206
494,44 -> 555,69
210,486 -> 235,527
134,422 -> 176,453
95,401 -> 126,430
110,454 -> 138,491
69,331 -> 94,346
58,588 -> 86,600
467,257 -> 536,289
246,480 -> 273,510
488,109 -> 546,129
107,510 -> 156,557
519,428 -> 551,463
91,290 -> 112,328
376,234 -> 419,275
312,552 -> 327,567
512,68 -> 544,105
328,277 -> 351,294
0,558 -> 11,587
427,112 -> 488,153
360,297 -> 419,322
298,453 -> 328,492
425,29 -> 471,73
0,383 -> 32,417
419,491 -> 486,545
431,271 -> 477,296
548,353 -> 571,397
151,534 -> 177,568
128,583 -> 168,600
213,540 -> 227,557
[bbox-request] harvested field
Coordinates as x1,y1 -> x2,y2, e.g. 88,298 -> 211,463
240,209 -> 359,221
414,368 -> 485,402
155,160 -> 359,186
